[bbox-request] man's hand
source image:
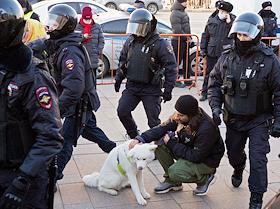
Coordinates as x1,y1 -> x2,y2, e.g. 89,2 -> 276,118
129,139 -> 141,150
0,174 -> 31,209
162,91 -> 172,103
163,134 -> 170,144
212,108 -> 222,126
114,79 -> 122,92
270,121 -> 280,138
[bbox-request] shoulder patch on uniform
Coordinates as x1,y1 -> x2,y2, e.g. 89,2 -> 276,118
7,82 -> 19,96
35,86 -> 52,110
167,45 -> 174,54
65,59 -> 75,70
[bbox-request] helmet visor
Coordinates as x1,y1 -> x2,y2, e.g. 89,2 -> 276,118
126,22 -> 149,37
46,13 -> 68,31
229,21 -> 261,39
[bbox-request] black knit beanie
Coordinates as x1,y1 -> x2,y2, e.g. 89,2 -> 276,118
175,95 -> 198,116
262,1 -> 272,9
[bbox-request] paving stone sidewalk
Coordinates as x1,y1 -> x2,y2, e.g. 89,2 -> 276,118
54,80 -> 280,209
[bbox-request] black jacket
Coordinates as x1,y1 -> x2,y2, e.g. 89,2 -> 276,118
115,32 -> 177,95
200,14 -> 235,58
0,44 -> 63,177
136,109 -> 225,168
45,33 -> 100,117
208,43 -> 280,125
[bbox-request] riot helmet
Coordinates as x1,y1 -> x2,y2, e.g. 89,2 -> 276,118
0,0 -> 25,48
126,8 -> 153,37
229,12 -> 264,40
46,4 -> 77,39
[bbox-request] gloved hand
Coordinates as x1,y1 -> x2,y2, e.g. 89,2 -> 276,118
0,173 -> 31,208
162,91 -> 172,103
270,121 -> 280,138
114,79 -> 122,93
200,50 -> 206,58
212,108 -> 222,126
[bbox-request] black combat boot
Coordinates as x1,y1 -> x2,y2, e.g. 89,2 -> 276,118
249,192 -> 263,209
231,167 -> 244,188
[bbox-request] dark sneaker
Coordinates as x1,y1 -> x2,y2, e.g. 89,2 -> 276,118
231,168 -> 244,188
199,94 -> 207,101
154,181 -> 183,194
193,174 -> 215,196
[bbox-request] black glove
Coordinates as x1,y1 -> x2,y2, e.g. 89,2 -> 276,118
212,108 -> 222,126
200,50 -> 206,58
270,121 -> 280,138
162,91 -> 172,103
0,173 -> 31,209
114,79 -> 122,92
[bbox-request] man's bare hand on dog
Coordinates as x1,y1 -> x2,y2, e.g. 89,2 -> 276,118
129,139 -> 140,149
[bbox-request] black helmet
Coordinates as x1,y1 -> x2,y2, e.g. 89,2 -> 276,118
126,8 -> 153,37
229,12 -> 264,39
46,4 -> 77,39
0,0 -> 25,48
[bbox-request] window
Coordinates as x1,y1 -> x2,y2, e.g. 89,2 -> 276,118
101,19 -> 128,34
78,3 -> 107,14
48,2 -> 80,13
157,23 -> 172,34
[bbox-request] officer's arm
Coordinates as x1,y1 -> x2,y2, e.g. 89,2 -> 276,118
115,38 -> 130,81
207,56 -> 225,110
268,56 -> 280,120
59,48 -> 85,116
20,69 -> 63,177
157,40 -> 177,93
200,25 -> 210,53
97,24 -> 105,54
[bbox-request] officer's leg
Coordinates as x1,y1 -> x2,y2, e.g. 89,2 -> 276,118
225,125 -> 247,169
248,122 -> 270,203
141,95 -> 161,128
57,117 -> 79,179
180,40 -> 189,80
117,89 -> 141,138
82,112 -> 116,153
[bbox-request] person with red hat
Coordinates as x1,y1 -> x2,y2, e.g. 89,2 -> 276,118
76,6 -> 105,68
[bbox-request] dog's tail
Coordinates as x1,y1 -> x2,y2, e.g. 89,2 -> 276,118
82,172 -> 99,188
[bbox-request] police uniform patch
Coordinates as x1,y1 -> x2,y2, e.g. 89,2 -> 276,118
7,82 -> 19,96
167,45 -> 174,54
35,86 -> 52,109
65,59 -> 75,70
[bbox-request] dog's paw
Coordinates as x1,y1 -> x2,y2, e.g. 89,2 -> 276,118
137,197 -> 147,205
109,190 -> 118,196
142,192 -> 151,199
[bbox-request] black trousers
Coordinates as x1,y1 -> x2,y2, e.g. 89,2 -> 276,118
225,120 -> 270,193
201,56 -> 218,96
171,39 -> 191,79
117,89 -> 161,138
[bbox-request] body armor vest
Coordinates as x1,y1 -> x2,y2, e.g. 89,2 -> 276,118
223,52 -> 272,116
126,42 -> 154,84
0,69 -> 34,168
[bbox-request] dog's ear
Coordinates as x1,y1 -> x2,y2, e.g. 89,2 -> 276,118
149,144 -> 158,151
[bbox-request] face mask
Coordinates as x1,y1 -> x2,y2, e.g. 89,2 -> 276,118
83,19 -> 92,24
218,12 -> 227,20
235,38 -> 256,55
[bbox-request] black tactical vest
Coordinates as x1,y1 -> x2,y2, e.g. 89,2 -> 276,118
126,42 -> 154,84
0,69 -> 34,168
223,52 -> 272,116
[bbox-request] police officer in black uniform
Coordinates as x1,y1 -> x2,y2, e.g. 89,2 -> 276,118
199,1 -> 235,101
208,12 -> 280,209
115,9 -> 177,139
0,0 -> 63,208
44,4 -> 116,180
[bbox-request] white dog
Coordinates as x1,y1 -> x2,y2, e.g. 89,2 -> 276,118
83,140 -> 157,205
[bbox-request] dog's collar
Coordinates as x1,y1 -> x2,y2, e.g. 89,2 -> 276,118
116,151 -> 133,176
